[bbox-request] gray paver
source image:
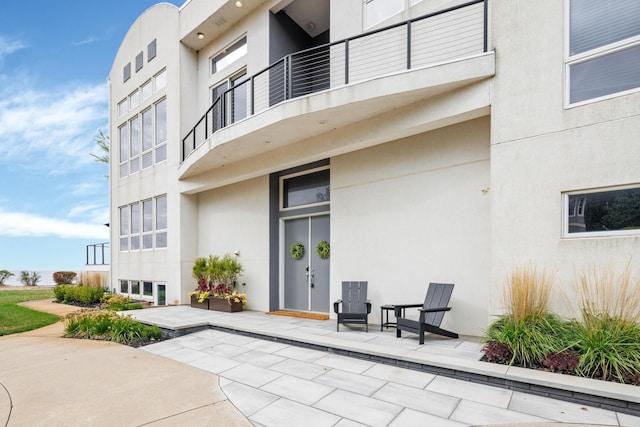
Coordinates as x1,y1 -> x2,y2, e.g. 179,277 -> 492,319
426,375 -> 513,408
363,363 -> 436,388
251,398 -> 340,427
618,412 -> 640,427
260,374 -> 334,405
315,368 -> 387,396
232,349 -> 287,368
389,408 -> 469,427
450,400 -> 551,425
220,381 -> 279,417
189,352 -> 242,374
509,391 -> 620,424
314,389 -> 403,427
314,353 -> 375,373
221,363 -> 283,388
273,344 -> 327,362
372,382 -> 460,418
269,358 -> 331,380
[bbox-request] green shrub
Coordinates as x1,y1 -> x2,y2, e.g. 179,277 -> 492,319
571,315 -> 640,382
64,310 -> 161,345
483,265 -> 571,367
484,312 -> 572,367
53,284 -> 69,302
53,284 -> 104,305
53,271 -> 77,285
101,294 -> 143,311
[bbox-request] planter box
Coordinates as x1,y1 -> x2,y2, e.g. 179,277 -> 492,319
190,295 -> 209,310
209,297 -> 243,313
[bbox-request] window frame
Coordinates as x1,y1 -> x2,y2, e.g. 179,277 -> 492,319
279,166 -> 331,212
564,0 -> 640,107
211,36 -> 247,75
562,184 -> 640,238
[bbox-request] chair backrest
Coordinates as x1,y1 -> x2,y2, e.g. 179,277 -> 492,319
422,283 -> 455,326
342,281 -> 368,314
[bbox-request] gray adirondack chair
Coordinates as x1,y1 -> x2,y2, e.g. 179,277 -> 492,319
333,281 -> 371,332
395,283 -> 458,344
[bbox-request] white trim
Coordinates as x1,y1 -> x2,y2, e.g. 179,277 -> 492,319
562,184 -> 640,238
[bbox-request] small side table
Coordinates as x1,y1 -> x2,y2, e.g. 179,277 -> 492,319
380,305 -> 405,331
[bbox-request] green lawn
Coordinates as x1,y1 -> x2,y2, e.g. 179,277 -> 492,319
0,288 -> 60,336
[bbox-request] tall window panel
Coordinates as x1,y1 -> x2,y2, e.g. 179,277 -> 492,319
130,203 -> 140,250
118,124 -> 128,179
119,207 -> 129,251
142,199 -> 153,249
129,116 -> 141,174
141,108 -> 153,169
156,195 -> 167,249
155,99 -> 167,163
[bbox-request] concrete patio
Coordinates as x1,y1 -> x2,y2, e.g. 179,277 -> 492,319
129,305 -> 640,426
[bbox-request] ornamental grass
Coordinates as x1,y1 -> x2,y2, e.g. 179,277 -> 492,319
570,261 -> 640,383
484,265 -> 572,368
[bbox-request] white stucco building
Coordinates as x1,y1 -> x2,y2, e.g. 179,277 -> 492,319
108,0 -> 640,337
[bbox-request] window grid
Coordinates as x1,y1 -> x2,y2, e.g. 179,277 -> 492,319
119,195 -> 167,252
118,97 -> 167,179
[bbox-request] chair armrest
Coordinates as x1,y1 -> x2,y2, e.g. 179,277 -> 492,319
333,299 -> 342,314
393,303 -> 422,317
393,303 -> 423,309
418,307 -> 452,313
366,300 -> 372,314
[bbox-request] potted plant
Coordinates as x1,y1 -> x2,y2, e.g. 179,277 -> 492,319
189,257 -> 211,309
189,254 -> 246,312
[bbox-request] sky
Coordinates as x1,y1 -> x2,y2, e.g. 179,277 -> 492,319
0,1 -> 182,272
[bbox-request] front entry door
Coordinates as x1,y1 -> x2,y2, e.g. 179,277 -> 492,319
284,215 -> 330,312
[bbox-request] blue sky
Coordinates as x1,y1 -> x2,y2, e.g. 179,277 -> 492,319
0,1 -> 182,271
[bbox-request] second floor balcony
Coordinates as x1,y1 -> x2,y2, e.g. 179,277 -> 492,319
179,0 -> 494,186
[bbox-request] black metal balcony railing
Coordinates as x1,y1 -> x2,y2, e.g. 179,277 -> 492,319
86,242 -> 109,265
182,0 -> 488,161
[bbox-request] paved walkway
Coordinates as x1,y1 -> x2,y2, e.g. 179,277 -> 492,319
0,300 -> 249,427
130,305 -> 640,427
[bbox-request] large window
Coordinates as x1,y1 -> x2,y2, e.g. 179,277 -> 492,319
564,185 -> 640,237
566,0 -> 640,105
119,195 -> 167,251
118,98 -> 167,178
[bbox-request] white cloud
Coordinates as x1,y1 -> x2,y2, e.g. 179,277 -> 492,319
0,82 -> 108,170
68,203 -> 109,224
72,36 -> 104,46
0,210 -> 109,240
0,36 -> 27,61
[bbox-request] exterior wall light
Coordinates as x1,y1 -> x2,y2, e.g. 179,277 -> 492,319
197,32 -> 205,39
235,1 -> 242,7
